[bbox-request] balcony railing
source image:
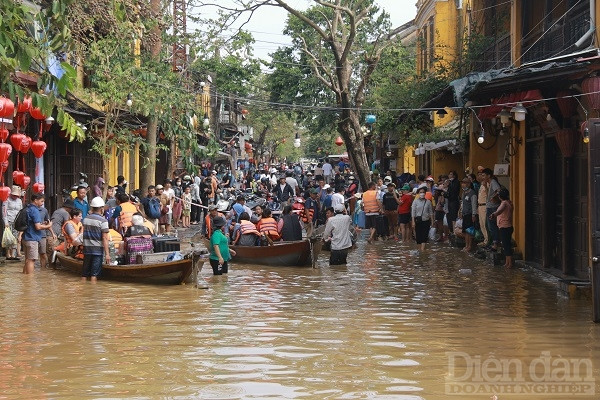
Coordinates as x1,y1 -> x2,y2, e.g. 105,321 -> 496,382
472,33 -> 512,72
521,6 -> 589,64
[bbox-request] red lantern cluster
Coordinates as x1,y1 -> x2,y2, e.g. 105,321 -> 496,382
0,96 -> 49,192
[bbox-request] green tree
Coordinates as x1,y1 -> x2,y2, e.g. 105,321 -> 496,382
0,0 -> 83,139
202,1 -> 408,188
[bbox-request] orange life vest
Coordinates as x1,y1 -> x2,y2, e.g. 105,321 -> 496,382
61,220 -> 83,258
301,206 -> 314,223
240,220 -> 260,235
362,190 -> 380,213
119,202 -> 138,231
205,212 -> 224,238
258,217 -> 280,240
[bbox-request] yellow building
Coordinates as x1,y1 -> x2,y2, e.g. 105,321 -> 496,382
423,0 -> 600,285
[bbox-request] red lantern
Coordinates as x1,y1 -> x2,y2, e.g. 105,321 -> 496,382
20,136 -> 32,154
22,175 -> 30,189
31,140 -> 47,158
33,182 -> 45,193
0,143 -> 12,163
335,136 -> 344,146
0,128 -> 8,142
0,186 -> 10,202
17,96 -> 32,113
556,90 -> 577,118
555,128 -> 578,157
10,133 -> 25,151
241,109 -> 249,115
0,161 -> 8,175
0,98 -> 15,118
582,76 -> 600,111
12,170 -> 24,186
29,107 -> 45,120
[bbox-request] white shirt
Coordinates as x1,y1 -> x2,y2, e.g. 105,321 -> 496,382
322,163 -> 333,176
323,214 -> 353,250
163,188 -> 175,213
331,193 -> 345,209
286,177 -> 298,193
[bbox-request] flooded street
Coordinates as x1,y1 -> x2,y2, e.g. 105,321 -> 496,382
1,239 -> 599,399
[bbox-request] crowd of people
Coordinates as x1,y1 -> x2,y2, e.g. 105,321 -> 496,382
2,158 -> 514,280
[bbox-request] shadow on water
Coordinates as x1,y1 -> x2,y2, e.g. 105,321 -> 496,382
0,238 -> 598,399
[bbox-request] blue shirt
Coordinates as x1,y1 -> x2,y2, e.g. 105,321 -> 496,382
37,206 -> 50,238
23,204 -> 42,242
74,198 -> 89,219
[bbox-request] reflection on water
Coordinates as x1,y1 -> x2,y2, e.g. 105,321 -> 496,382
0,239 -> 599,399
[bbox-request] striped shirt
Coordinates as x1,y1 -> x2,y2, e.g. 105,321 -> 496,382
82,213 -> 109,255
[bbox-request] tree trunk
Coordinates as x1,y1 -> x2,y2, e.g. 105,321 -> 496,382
140,0 -> 162,191
337,112 -> 371,190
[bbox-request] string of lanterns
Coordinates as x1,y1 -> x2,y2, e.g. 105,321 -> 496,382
0,96 -> 49,201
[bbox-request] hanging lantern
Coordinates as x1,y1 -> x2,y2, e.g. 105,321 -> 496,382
31,141 -> 47,158
335,136 -> 344,146
33,182 -> 45,193
0,128 -> 8,142
0,142 -> 12,163
20,136 -> 32,154
12,170 -> 24,186
0,161 -> 8,175
29,107 -> 46,120
10,133 -> 25,151
556,90 -> 578,118
17,96 -> 32,113
555,128 -> 578,157
0,186 -> 10,202
22,175 -> 30,189
582,76 -> 600,111
0,97 -> 14,118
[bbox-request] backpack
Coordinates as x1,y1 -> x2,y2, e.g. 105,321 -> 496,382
14,207 -> 29,232
145,197 -> 162,219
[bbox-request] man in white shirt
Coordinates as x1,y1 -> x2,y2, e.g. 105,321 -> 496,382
285,171 -> 299,196
323,203 -> 354,265
322,159 -> 333,184
331,186 -> 345,210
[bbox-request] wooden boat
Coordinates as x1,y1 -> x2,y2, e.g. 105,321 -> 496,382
203,238 -> 322,267
56,252 -> 203,285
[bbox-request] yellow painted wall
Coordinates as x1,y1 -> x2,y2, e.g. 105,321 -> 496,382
403,146 -> 416,175
107,145 -> 141,190
431,151 -> 463,180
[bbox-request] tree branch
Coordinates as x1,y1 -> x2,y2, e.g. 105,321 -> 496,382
298,36 -> 335,92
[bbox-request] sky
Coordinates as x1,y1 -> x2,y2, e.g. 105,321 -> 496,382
192,0 -> 418,61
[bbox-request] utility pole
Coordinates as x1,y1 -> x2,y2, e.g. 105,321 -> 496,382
168,0 -> 187,178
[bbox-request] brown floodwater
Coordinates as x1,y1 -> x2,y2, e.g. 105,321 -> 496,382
0,239 -> 599,399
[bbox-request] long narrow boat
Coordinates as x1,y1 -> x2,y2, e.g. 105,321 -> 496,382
56,253 -> 202,285
203,238 -> 322,267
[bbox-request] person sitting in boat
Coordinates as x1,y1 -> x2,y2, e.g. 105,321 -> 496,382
56,208 -> 84,259
110,192 -> 140,235
232,212 -> 261,246
124,214 -> 154,264
202,204 -> 224,239
277,205 -> 303,242
250,205 -> 263,224
256,208 -> 280,243
124,213 -> 153,238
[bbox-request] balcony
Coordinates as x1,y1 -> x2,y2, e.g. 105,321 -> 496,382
521,5 -> 589,64
472,33 -> 511,72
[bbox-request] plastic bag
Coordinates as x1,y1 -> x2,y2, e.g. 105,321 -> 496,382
2,227 -> 16,248
443,214 -> 448,227
428,226 -> 438,241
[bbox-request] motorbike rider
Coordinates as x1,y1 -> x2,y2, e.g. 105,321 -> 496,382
273,175 -> 294,208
